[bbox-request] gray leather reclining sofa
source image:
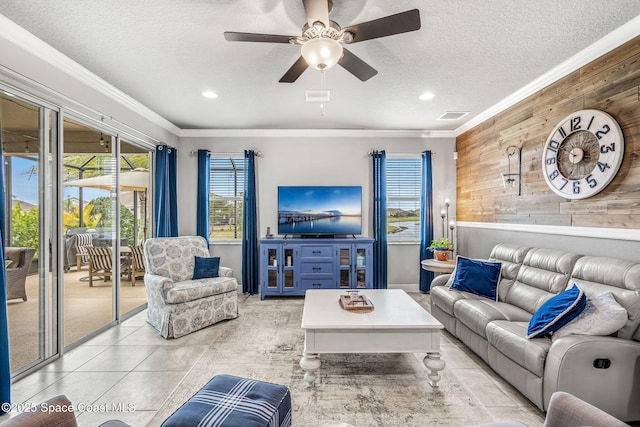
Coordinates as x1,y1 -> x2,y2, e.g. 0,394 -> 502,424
430,244 -> 640,422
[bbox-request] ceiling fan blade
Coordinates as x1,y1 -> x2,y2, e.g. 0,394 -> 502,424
224,32 -> 294,44
279,56 -> 309,83
302,0 -> 330,28
338,48 -> 378,81
342,9 -> 421,43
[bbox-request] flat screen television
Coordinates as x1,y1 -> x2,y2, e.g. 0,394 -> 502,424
277,186 -> 362,236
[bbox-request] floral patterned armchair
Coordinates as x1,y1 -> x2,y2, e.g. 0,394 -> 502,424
143,236 -> 239,338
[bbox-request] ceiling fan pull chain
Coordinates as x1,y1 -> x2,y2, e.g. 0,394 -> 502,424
320,70 -> 326,117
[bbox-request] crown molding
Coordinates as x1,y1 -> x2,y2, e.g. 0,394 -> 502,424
179,128 -> 456,139
454,14 -> 640,137
457,221 -> 640,242
0,14 -> 181,136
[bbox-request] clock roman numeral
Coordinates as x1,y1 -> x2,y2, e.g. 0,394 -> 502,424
558,127 -> 567,139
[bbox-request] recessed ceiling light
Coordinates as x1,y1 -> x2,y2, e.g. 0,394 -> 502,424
419,92 -> 435,101
202,90 -> 218,99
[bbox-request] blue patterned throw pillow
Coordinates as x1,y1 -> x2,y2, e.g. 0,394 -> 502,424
527,284 -> 587,338
192,256 -> 220,279
450,256 -> 502,300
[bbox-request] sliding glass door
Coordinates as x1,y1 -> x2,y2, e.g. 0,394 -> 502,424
118,139 -> 150,317
62,118 -> 117,345
1,90 -> 57,373
2,86 -> 153,377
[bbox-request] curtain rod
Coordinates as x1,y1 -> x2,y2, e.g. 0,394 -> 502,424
367,151 -> 435,156
189,150 -> 263,157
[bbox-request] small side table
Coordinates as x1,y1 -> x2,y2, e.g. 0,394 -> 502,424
421,259 -> 456,275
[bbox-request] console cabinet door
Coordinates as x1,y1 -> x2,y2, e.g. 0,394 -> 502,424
281,245 -> 297,294
353,244 -> 371,289
336,244 -> 371,289
261,244 -> 281,293
261,244 -> 298,296
337,246 -> 352,289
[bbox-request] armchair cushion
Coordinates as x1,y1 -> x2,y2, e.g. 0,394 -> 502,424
165,276 -> 238,304
145,236 -> 210,282
192,256 -> 220,279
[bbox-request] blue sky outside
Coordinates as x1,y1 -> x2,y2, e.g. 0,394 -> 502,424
11,156 -> 111,206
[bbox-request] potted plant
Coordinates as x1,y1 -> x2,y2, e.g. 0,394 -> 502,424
428,238 -> 451,261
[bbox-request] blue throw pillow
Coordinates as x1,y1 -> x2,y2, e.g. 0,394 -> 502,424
193,256 -> 220,279
450,256 -> 502,300
527,284 -> 587,338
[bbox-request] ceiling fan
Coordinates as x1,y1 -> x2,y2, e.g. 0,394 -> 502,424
224,0 -> 421,83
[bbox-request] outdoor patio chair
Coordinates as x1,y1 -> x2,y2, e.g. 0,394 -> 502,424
86,246 -> 112,287
128,245 -> 146,286
5,247 -> 36,302
74,233 -> 94,271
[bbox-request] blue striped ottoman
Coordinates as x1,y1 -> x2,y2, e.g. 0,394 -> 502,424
161,375 -> 292,427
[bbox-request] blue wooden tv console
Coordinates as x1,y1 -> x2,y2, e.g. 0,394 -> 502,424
259,237 -> 374,299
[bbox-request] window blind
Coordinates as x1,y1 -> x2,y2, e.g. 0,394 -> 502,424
209,156 -> 245,240
386,157 -> 421,242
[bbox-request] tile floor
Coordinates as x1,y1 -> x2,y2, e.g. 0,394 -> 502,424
2,293 -> 546,427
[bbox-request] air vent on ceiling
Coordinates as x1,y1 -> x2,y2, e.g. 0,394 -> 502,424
438,111 -> 469,120
305,90 -> 330,103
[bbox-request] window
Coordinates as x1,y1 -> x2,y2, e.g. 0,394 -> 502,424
386,157 -> 421,242
209,156 -> 245,240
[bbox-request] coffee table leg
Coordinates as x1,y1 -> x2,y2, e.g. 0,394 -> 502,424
300,352 -> 321,387
423,352 -> 445,387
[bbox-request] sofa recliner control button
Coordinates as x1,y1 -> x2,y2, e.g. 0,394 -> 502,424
593,359 -> 611,369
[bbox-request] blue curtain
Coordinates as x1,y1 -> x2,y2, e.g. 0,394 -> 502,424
419,151 -> 435,292
372,150 -> 388,289
242,150 -> 259,294
0,133 -> 11,413
196,150 -> 210,244
154,145 -> 178,237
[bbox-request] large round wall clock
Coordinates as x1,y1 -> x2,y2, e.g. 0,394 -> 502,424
542,109 -> 624,200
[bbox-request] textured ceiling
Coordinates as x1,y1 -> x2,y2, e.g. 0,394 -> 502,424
1,0 -> 639,132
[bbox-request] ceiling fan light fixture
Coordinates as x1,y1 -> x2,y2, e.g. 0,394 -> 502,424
301,38 -> 343,70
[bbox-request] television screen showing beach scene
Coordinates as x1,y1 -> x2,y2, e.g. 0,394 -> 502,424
277,186 -> 362,235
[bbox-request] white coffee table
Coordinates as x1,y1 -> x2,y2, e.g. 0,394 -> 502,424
300,289 -> 445,387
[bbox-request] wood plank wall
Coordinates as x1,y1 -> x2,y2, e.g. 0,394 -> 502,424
456,36 -> 640,229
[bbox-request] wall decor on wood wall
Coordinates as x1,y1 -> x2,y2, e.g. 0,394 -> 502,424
542,109 -> 624,200
456,35 -> 640,229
